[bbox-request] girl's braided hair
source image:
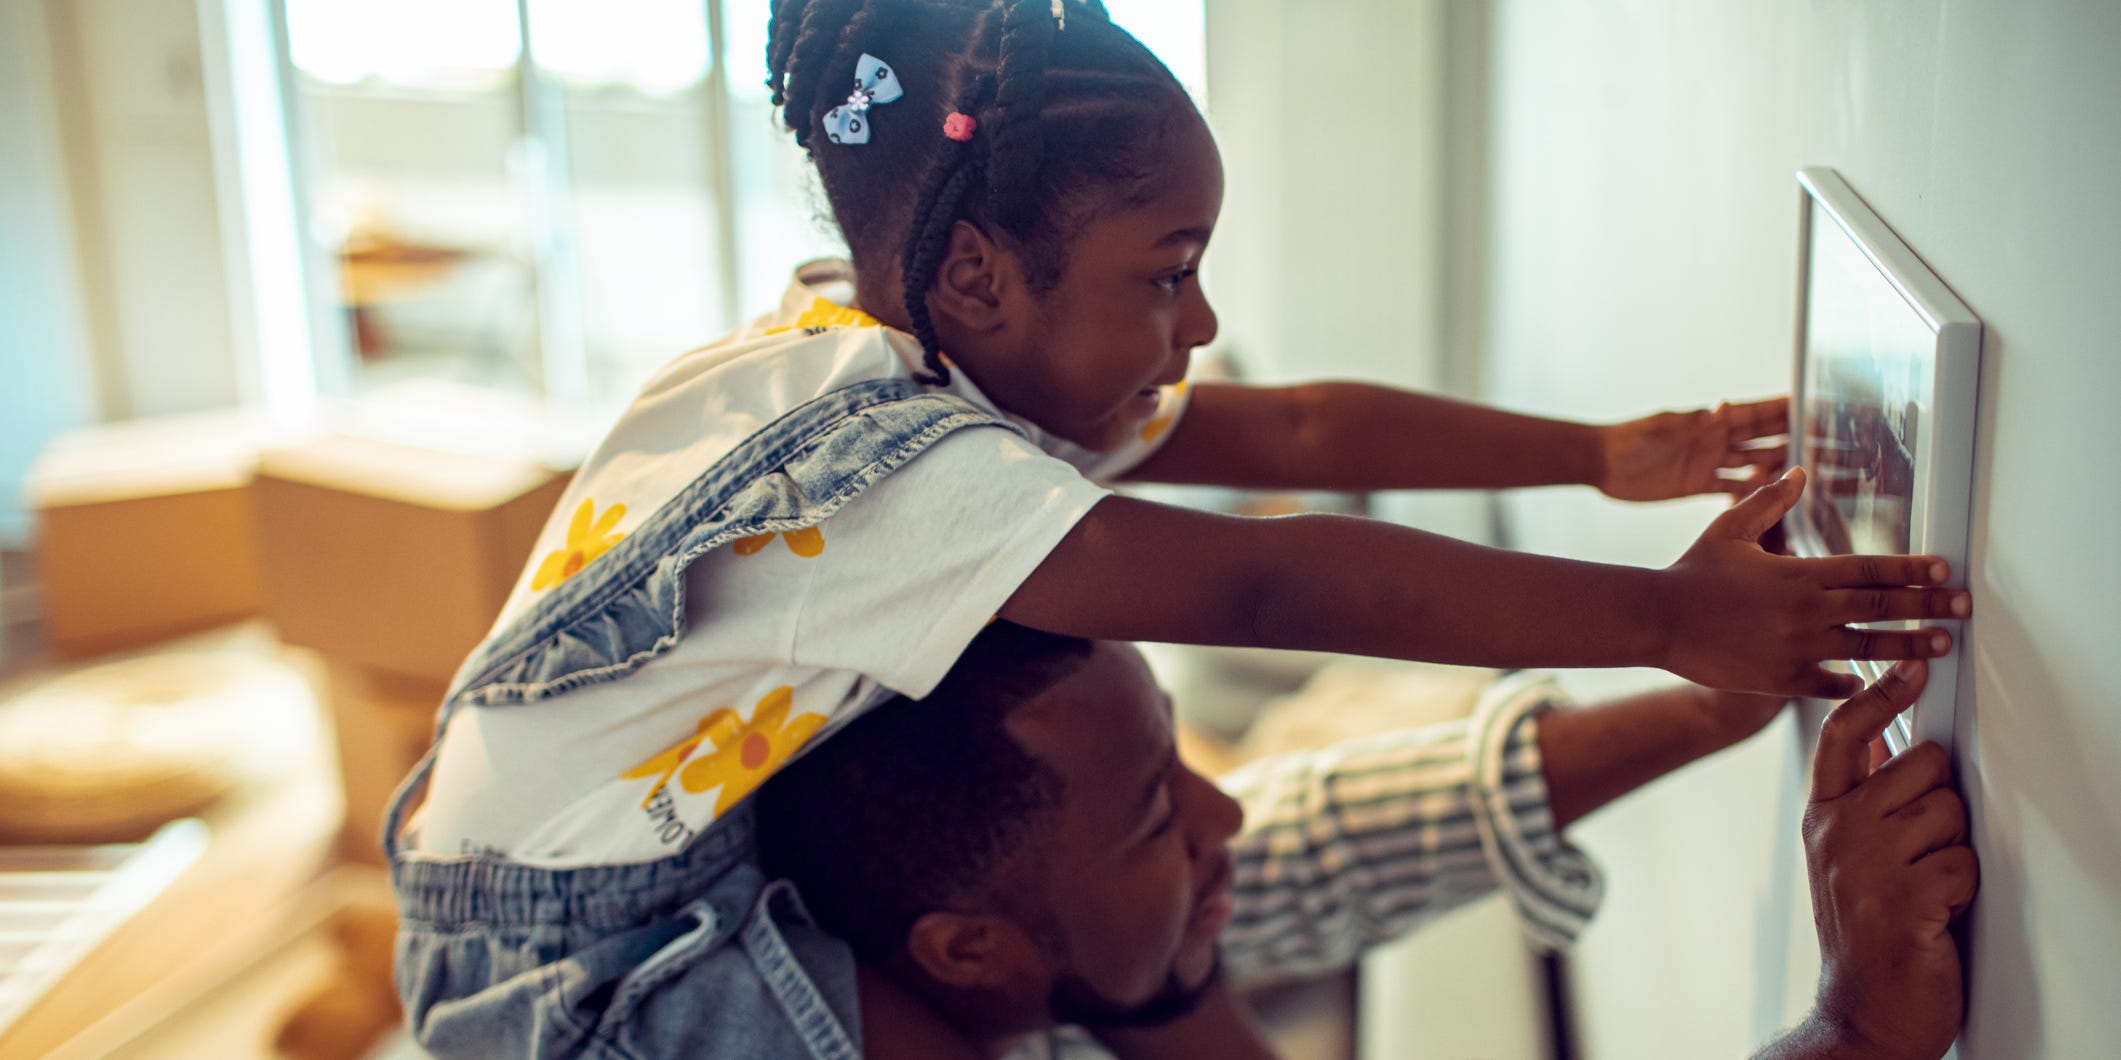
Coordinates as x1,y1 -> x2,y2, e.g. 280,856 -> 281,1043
765,0 -> 1187,384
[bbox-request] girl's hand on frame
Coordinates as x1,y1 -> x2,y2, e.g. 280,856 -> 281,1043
1654,468 -> 1971,699
1597,396 -> 1790,502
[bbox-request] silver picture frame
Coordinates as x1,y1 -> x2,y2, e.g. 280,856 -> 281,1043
1787,167 -> 1981,755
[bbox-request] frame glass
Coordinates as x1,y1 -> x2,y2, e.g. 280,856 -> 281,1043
1785,167 -> 1981,755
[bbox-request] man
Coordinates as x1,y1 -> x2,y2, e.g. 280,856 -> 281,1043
757,623 -> 1975,1059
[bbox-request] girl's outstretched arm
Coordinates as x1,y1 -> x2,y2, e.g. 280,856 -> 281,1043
1001,469 -> 1967,699
1123,381 -> 1786,501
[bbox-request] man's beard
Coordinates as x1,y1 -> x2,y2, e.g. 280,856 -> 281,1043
1045,951 -> 1223,1029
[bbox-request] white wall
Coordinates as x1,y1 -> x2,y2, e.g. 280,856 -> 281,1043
1473,2 -> 2121,1057
1204,0 -> 1447,389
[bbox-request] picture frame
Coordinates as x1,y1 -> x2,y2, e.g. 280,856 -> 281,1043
1785,167 -> 1982,755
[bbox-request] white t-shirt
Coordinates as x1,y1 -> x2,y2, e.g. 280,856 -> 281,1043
408,261 -> 1189,866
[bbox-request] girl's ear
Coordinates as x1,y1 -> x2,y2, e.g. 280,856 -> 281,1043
902,909 -> 1041,993
927,219 -> 1020,341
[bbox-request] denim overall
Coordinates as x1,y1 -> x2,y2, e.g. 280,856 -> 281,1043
384,378 -> 1019,1059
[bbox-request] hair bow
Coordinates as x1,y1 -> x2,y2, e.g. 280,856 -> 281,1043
823,54 -> 904,145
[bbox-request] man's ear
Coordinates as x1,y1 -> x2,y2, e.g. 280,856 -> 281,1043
902,909 -> 1041,993
926,219 -> 1017,341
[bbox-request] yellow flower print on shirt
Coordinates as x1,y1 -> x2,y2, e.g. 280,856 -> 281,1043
532,498 -> 627,591
732,526 -> 825,558
1139,380 -> 1190,443
618,710 -> 728,808
614,686 -> 826,817
763,297 -> 881,336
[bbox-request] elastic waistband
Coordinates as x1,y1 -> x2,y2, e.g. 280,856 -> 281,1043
393,807 -> 755,931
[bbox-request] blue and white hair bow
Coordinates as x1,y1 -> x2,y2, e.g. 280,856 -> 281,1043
823,54 -> 903,145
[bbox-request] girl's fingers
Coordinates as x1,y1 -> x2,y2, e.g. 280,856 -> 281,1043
1811,553 -> 1951,588
1794,665 -> 1865,702
1721,443 -> 1789,470
1716,464 -> 1779,496
1830,625 -> 1953,662
1830,588 -> 1973,624
1724,396 -> 1791,440
1710,468 -> 1804,541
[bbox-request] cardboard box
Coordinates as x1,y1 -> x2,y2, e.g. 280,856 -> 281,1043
251,433 -> 568,686
321,661 -> 442,865
28,413 -> 269,659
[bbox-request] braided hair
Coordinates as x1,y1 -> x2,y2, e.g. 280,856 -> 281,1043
765,0 -> 1187,384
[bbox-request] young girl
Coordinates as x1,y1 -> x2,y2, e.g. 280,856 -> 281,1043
386,2 -> 1968,1057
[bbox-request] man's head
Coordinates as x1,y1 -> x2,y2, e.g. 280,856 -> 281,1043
756,622 -> 1243,1042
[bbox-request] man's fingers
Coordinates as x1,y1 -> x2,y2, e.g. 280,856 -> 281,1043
1830,625 -> 1954,663
1911,844 -> 1981,918
1812,660 -> 1928,802
1812,553 -> 1952,588
1710,467 -> 1805,542
1886,786 -> 1970,863
1856,741 -> 1951,816
1829,588 -> 1973,625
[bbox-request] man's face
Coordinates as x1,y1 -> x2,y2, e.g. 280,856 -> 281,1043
1002,640 -> 1245,1025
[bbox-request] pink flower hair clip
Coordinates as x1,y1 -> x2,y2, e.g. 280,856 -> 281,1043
943,112 -> 978,142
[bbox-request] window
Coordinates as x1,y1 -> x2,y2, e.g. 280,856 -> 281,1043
269,0 -> 1204,413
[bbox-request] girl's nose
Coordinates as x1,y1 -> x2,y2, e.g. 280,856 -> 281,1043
1184,290 -> 1219,351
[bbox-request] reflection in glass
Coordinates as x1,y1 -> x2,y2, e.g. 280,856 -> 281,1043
1795,201 -> 1932,635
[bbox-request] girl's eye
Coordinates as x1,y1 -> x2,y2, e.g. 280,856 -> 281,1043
1145,788 -> 1178,840
1148,809 -> 1178,839
1155,268 -> 1197,295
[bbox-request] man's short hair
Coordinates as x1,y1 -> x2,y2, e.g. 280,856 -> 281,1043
756,621 -> 1092,963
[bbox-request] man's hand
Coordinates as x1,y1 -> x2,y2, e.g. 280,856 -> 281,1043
1760,661 -> 1978,1059
1655,468 -> 1968,698
1597,397 -> 1789,502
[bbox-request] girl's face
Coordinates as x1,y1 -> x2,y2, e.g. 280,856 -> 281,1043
955,108 -> 1224,452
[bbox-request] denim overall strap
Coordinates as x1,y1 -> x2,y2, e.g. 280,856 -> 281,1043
449,378 -> 1016,711
379,378 -> 1018,860
743,879 -> 863,1060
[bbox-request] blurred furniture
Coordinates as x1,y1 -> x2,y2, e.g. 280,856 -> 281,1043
26,413 -> 271,659
0,821 -> 207,1041
250,430 -> 571,865
339,228 -> 469,362
0,629 -> 340,1057
251,433 -> 566,687
44,867 -> 406,1060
